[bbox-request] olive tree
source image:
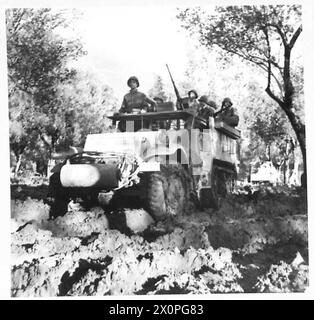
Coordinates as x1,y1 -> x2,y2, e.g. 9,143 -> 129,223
177,5 -> 306,184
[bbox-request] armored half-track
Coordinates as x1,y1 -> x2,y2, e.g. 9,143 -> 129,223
48,104 -> 241,220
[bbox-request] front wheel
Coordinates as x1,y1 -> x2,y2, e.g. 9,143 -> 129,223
48,172 -> 69,218
146,165 -> 190,221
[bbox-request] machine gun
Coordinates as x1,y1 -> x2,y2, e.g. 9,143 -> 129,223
166,64 -> 184,110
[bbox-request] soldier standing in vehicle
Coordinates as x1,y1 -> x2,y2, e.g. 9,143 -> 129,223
214,97 -> 239,127
119,76 -> 156,113
198,95 -> 217,118
117,76 -> 156,131
178,89 -> 199,110
187,89 -> 199,109
190,95 -> 217,130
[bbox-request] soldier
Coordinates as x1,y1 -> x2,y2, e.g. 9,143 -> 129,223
214,97 -> 239,127
178,89 -> 199,110
189,95 -> 217,130
198,95 -> 217,118
117,76 -> 156,131
187,89 -> 199,109
119,76 -> 156,114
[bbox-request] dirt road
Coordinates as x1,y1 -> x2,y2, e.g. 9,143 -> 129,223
10,184 -> 308,296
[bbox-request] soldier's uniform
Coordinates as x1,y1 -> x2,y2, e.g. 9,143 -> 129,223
187,89 -> 199,109
120,90 -> 156,113
118,76 -> 156,131
198,96 -> 217,118
119,76 -> 156,113
215,97 -> 239,127
192,95 -> 217,130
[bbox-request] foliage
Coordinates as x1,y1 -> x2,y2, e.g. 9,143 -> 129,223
177,5 -> 302,97
148,74 -> 170,102
7,9 -> 118,175
54,72 -> 118,150
6,9 -> 84,98
177,5 -> 306,178
243,82 -> 291,159
6,9 -> 85,163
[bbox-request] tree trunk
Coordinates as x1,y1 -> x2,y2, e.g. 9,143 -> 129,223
288,149 -> 301,186
281,105 -> 306,187
267,144 -> 271,161
265,43 -> 306,188
14,154 -> 22,177
282,46 -> 306,187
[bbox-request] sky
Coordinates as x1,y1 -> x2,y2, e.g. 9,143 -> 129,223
61,3 -> 305,102
65,5 -> 213,98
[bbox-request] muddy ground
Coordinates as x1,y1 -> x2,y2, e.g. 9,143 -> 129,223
10,184 -> 308,296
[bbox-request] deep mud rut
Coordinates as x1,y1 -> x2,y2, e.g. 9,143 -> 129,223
10,184 -> 309,296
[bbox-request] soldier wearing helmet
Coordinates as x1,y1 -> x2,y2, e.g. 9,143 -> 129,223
187,89 -> 199,109
119,76 -> 157,114
198,95 -> 217,118
214,97 -> 239,127
187,95 -> 217,130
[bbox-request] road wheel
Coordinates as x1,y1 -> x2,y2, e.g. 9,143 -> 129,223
209,168 -> 236,209
225,172 -> 236,194
146,165 -> 190,221
208,167 -> 226,209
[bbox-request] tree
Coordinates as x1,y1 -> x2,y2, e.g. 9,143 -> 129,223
54,71 -> 118,150
148,74 -> 169,102
177,5 -> 306,184
242,81 -> 299,183
6,8 -> 85,167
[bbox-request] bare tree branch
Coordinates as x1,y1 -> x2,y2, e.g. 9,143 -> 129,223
266,23 -> 288,46
263,27 -> 285,107
289,25 -> 302,48
265,87 -> 285,107
11,9 -> 26,35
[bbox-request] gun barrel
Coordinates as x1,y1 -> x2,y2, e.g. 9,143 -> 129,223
166,64 -> 183,110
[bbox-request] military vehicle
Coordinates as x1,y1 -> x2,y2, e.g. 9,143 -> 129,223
48,104 -> 241,220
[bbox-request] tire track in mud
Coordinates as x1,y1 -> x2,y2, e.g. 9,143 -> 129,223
10,188 -> 309,296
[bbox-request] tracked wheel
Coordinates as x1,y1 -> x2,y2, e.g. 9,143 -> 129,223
205,166 -> 236,210
146,164 -> 190,221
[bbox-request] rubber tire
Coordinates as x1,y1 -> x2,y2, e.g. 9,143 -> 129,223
48,172 -> 69,218
146,165 -> 189,221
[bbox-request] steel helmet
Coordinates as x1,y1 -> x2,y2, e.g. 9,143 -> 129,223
222,97 -> 233,106
188,90 -> 198,99
199,95 -> 209,104
208,100 -> 217,109
127,76 -> 139,87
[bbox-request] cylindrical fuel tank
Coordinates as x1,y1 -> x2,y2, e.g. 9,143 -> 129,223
60,164 -> 120,188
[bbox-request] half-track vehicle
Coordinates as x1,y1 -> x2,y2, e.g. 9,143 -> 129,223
48,103 -> 241,220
